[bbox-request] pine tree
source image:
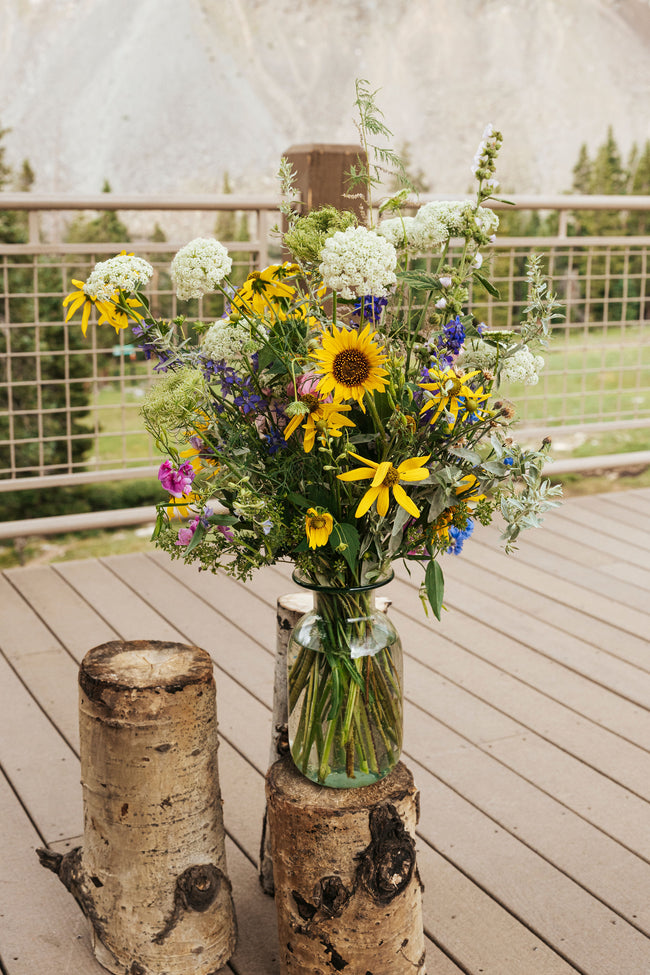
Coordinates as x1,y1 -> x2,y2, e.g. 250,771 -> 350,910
571,143 -> 592,194
214,172 -> 238,242
66,180 -> 131,243
627,140 -> 650,234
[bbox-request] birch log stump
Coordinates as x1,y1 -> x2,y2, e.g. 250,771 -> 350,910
266,755 -> 426,975
38,639 -> 236,975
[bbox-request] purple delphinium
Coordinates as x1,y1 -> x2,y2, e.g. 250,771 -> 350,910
350,295 -> 389,327
202,358 -> 265,415
433,315 -> 465,365
132,322 -> 176,372
158,459 -> 195,497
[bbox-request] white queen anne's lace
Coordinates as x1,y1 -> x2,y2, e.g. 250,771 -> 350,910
319,226 -> 397,299
171,237 -> 232,300
84,255 -> 153,300
201,319 -> 256,363
500,346 -> 545,386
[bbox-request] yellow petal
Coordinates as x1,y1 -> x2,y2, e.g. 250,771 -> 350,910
81,301 -> 92,336
376,485 -> 390,517
337,467 -> 376,482
393,483 -> 420,518
372,461 -> 391,488
397,455 -> 431,472
283,414 -> 304,440
355,485 -> 381,518
303,426 -> 316,452
348,451 -> 378,469
399,467 -> 430,483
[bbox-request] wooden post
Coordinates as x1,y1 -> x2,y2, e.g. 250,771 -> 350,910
284,144 -> 368,219
38,639 -> 236,975
266,755 -> 426,974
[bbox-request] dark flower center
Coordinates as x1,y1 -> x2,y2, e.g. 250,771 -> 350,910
301,393 -> 320,413
382,465 -> 401,487
332,349 -> 371,387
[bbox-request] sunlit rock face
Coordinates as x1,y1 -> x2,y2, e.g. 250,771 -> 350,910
2,0 -> 650,197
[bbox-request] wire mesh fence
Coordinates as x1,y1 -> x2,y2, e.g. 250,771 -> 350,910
1,196 -> 649,494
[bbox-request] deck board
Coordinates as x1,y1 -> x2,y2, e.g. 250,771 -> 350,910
1,489 -> 650,974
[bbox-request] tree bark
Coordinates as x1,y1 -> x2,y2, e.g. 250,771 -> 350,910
39,639 -> 236,975
266,755 -> 426,975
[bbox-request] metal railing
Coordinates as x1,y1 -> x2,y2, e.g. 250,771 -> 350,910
1,194 -> 650,505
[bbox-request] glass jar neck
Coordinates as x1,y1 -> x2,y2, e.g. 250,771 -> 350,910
313,588 -> 376,619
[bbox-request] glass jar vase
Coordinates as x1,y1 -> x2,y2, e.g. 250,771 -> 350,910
287,571 -> 403,788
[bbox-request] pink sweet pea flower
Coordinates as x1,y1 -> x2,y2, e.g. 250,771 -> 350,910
158,460 -> 195,498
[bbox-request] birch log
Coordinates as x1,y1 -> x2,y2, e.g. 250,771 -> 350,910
266,754 -> 426,975
38,639 -> 236,975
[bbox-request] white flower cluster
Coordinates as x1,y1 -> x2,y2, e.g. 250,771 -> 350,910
472,123 -> 503,192
171,237 -> 232,301
201,319 -> 256,363
319,226 -> 397,299
499,346 -> 545,386
458,339 -> 497,373
378,201 -> 499,256
84,255 -> 154,301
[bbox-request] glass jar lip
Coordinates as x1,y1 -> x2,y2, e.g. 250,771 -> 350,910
291,567 -> 395,595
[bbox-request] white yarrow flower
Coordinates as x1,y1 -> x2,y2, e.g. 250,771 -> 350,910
500,346 -> 545,386
171,237 -> 232,300
84,255 -> 154,300
376,216 -> 417,250
319,226 -> 397,299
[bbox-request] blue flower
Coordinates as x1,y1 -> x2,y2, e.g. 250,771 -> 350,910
433,315 -> 465,364
350,294 -> 389,326
447,518 -> 475,555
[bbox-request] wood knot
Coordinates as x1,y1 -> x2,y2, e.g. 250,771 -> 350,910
292,875 -> 351,923
152,863 -> 229,944
356,803 -> 416,904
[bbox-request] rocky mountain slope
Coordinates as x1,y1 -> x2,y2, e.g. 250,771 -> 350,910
2,0 -> 650,198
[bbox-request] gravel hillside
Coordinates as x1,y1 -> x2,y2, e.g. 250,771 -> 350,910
2,0 -> 650,196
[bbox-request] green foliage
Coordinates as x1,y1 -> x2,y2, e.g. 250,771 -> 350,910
65,180 -> 131,243
284,206 -> 357,264
348,79 -> 413,212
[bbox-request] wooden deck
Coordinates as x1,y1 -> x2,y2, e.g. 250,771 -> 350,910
1,488 -> 650,975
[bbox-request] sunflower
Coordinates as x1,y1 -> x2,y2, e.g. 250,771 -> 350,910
455,474 -> 483,501
337,451 -> 430,518
305,508 -> 334,548
62,279 -> 122,336
98,296 -> 144,333
231,263 -> 299,320
312,323 -> 389,408
418,367 -> 483,426
284,396 -> 355,452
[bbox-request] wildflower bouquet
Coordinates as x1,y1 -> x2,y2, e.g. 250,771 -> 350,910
65,82 -> 561,785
